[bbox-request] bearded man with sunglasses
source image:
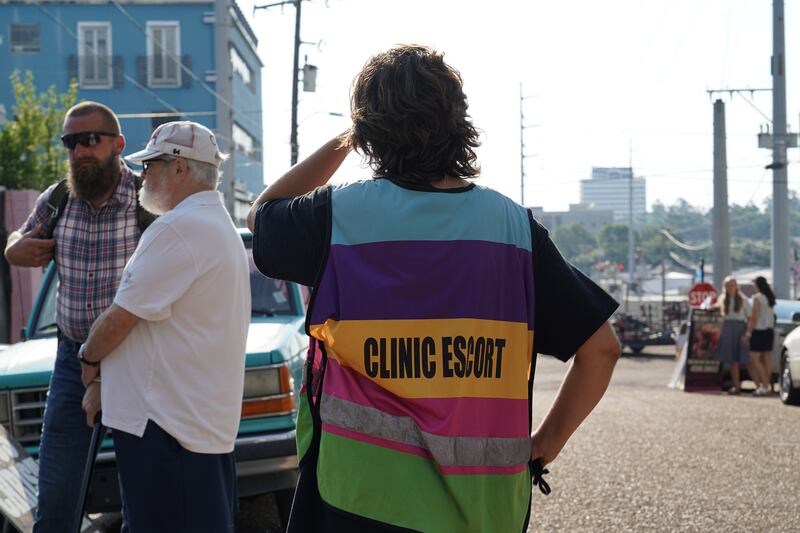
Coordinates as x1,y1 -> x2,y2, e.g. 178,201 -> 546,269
4,101 -> 144,532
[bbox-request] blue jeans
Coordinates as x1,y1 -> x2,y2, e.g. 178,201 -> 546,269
34,337 -> 128,532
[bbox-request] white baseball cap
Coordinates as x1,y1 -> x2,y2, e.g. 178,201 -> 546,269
125,121 -> 224,167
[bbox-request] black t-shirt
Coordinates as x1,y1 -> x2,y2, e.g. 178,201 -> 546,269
253,178 -> 618,361
253,178 -> 618,532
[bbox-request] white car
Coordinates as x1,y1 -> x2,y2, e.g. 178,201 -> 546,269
779,314 -> 800,405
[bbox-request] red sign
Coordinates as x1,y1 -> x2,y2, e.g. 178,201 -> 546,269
687,282 -> 718,308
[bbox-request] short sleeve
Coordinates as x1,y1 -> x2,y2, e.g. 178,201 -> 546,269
18,185 -> 57,234
252,186 -> 331,287
530,213 -> 619,361
113,224 -> 196,321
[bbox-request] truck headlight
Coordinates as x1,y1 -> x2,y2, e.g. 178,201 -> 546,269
244,367 -> 282,399
241,365 -> 295,418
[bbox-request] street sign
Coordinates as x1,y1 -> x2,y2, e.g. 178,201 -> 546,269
687,282 -> 718,308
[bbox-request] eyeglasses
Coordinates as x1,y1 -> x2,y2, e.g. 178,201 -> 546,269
60,131 -> 118,150
141,157 -> 173,174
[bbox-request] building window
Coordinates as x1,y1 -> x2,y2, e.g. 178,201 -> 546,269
229,46 -> 254,91
10,24 -> 40,53
147,22 -> 181,88
78,22 -> 112,89
232,123 -> 258,160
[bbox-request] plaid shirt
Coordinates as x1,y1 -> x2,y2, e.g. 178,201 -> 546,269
20,163 -> 142,342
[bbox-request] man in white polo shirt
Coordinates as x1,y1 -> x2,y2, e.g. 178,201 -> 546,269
77,121 -> 250,532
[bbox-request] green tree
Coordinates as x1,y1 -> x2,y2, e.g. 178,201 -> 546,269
0,70 -> 78,191
596,223 -> 630,266
731,238 -> 771,269
552,223 -> 597,260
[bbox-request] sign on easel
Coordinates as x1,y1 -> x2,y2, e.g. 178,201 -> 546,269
0,427 -> 101,532
685,308 -> 724,392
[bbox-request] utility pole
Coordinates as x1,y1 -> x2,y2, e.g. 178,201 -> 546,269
254,0 -> 304,166
214,0 -> 235,215
289,0 -> 302,166
627,145 -> 635,297
660,229 -> 666,333
519,83 -> 524,205
712,99 -> 731,290
518,84 -> 538,206
707,85 -> 794,291
771,0 -> 790,298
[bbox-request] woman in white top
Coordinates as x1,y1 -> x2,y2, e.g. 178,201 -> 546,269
716,276 -> 751,395
745,276 -> 776,396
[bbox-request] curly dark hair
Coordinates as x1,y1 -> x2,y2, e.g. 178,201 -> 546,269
341,45 -> 480,183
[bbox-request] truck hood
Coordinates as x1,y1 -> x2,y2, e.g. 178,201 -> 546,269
245,319 -> 305,356
0,319 -> 306,389
0,337 -> 57,389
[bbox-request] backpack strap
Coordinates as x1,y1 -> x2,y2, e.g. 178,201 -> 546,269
42,174 -> 157,240
43,179 -> 69,240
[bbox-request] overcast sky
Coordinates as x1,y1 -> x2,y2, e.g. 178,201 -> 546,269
240,0 -> 800,215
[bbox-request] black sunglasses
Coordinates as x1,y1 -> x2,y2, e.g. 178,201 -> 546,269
141,157 -> 173,174
60,131 -> 118,150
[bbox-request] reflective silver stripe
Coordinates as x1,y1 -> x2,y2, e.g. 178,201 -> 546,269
320,395 -> 530,467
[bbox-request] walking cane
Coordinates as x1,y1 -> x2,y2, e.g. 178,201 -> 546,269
72,412 -> 106,533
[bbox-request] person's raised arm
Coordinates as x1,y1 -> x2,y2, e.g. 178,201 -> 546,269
247,134 -> 350,232
530,321 -> 620,466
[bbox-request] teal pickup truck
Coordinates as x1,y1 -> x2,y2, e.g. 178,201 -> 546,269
0,229 -> 306,523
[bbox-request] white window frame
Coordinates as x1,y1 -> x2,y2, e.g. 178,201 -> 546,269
232,122 -> 257,160
229,45 -> 254,91
77,22 -> 113,89
146,21 -> 182,88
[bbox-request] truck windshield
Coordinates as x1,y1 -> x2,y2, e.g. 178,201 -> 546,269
247,251 -> 294,316
34,269 -> 58,337
30,241 -> 295,338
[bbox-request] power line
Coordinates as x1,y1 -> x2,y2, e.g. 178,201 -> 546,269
33,1 -> 180,113
660,228 -> 709,251
109,0 -> 263,134
117,111 -> 217,119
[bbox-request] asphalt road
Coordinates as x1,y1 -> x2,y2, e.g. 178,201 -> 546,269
234,344 -> 800,532
527,346 -> 800,532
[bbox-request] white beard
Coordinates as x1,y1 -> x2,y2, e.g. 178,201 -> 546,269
138,185 -> 169,215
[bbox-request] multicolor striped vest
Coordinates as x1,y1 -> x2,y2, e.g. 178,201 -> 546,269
300,179 -> 536,532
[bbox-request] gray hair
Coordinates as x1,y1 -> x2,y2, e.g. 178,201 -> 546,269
185,153 -> 229,187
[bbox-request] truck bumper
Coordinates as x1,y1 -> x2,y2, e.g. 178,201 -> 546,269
86,429 -> 299,513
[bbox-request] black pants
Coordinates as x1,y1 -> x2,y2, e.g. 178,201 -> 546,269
113,420 -> 238,533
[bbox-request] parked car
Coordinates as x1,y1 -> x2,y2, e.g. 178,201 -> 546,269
611,313 -> 651,354
771,299 -> 800,378
0,229 -> 306,524
778,301 -> 800,405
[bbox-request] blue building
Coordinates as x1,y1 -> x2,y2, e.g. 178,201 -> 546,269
0,0 -> 264,223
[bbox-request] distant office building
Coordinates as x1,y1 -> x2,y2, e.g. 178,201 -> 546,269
530,203 -> 614,235
580,167 -> 646,223
0,0 -> 263,223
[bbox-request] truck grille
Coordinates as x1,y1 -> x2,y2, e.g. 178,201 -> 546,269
11,388 -> 48,444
